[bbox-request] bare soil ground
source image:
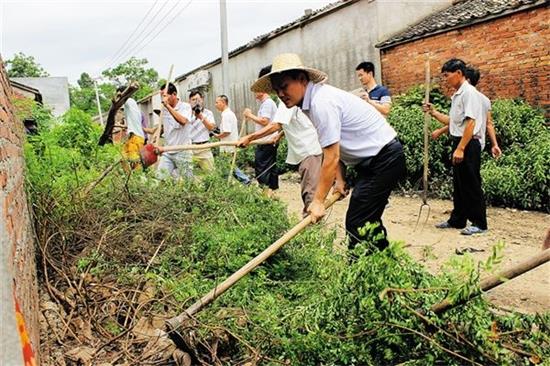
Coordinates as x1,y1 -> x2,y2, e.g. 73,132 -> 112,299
276,175 -> 550,314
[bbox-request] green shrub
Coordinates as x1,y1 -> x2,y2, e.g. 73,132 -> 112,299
391,88 -> 549,211
25,95 -> 549,365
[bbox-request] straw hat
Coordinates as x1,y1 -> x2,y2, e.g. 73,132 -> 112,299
251,53 -> 327,94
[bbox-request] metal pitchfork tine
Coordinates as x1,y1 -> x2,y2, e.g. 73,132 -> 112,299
415,56 -> 431,231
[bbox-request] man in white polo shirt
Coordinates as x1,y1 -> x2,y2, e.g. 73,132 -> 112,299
188,89 -> 216,173
424,59 -> 487,235
252,53 -> 406,251
214,94 -> 251,184
238,76 -> 322,216
244,66 -> 280,197
156,82 -> 193,180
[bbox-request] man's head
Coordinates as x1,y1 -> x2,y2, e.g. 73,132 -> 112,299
254,65 -> 272,101
215,95 -> 229,112
441,58 -> 467,90
160,82 -> 178,107
355,61 -> 375,87
189,89 -> 204,107
465,66 -> 480,87
271,69 -> 310,108
250,53 -> 327,105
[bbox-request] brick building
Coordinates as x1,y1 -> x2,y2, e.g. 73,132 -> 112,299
376,0 -> 549,115
0,58 -> 39,364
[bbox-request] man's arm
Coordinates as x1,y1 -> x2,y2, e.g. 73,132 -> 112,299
452,118 -> 474,165
308,142 -> 340,222
162,97 -> 189,126
367,99 -> 391,116
215,131 -> 230,139
423,103 -> 450,125
486,112 -> 501,158
237,122 -> 282,146
432,125 -> 449,140
195,111 -> 216,131
243,108 -> 270,127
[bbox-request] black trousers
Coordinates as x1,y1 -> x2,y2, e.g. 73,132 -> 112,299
448,138 -> 487,229
255,144 -> 279,190
346,139 -> 406,250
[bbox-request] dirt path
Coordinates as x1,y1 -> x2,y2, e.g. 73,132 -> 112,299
276,176 -> 550,314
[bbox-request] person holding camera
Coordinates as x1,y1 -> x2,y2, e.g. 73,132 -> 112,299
188,90 -> 216,172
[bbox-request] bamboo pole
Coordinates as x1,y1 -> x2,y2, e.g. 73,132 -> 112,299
158,139 -> 269,153
431,249 -> 550,314
166,192 -> 342,331
151,65 -> 174,145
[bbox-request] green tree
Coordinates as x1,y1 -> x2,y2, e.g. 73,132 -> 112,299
6,52 -> 50,77
101,57 -> 158,100
70,73 -> 115,117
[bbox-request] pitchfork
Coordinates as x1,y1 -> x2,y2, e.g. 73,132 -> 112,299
415,57 -> 431,230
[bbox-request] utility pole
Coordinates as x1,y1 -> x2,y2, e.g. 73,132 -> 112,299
220,0 -> 229,94
93,79 -> 104,125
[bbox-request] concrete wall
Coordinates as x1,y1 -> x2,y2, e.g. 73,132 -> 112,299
0,58 -> 39,364
140,0 -> 451,130
12,76 -> 70,117
380,6 -> 550,115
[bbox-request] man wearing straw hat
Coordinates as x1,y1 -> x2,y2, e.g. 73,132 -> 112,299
238,66 -> 322,217
251,53 -> 406,250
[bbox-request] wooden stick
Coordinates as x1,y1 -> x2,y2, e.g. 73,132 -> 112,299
228,118 -> 247,182
166,192 -> 342,330
431,249 -> 550,314
158,139 -> 269,153
151,65 -> 174,145
422,57 -> 430,205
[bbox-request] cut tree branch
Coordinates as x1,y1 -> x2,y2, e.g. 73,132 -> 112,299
98,81 -> 139,146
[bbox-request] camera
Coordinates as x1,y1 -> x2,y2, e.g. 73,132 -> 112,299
193,104 -> 202,115
209,127 -> 221,137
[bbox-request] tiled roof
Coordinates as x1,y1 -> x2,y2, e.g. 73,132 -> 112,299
376,0 -> 548,49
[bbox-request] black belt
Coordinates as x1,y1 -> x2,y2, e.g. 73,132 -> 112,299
451,136 -> 480,142
192,141 -> 208,145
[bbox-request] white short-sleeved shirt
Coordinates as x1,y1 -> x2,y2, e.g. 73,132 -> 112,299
449,81 -> 483,138
477,91 -> 491,148
256,97 -> 278,132
123,98 -> 144,138
162,100 -> 192,152
189,108 -> 216,143
301,82 -> 397,166
219,108 -> 239,153
273,103 -> 322,165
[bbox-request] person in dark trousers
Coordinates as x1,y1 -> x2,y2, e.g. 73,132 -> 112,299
424,58 -> 487,235
355,61 -> 392,117
243,66 -> 279,197
252,53 -> 406,251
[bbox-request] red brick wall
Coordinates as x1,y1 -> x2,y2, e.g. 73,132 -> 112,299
0,58 -> 39,359
380,6 -> 550,115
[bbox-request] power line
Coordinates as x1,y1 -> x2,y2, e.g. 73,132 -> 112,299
130,0 -> 194,58
103,0 -> 161,71
104,0 -> 173,71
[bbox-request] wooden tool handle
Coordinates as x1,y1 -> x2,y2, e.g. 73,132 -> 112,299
166,192 -> 342,330
152,65 -> 174,145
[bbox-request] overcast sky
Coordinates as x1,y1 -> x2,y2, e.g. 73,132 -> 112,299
1,0 -> 333,84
